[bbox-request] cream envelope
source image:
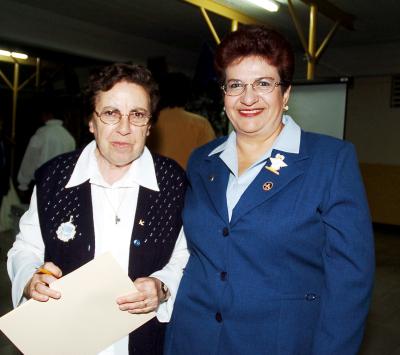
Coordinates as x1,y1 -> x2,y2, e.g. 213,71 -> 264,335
0,252 -> 155,355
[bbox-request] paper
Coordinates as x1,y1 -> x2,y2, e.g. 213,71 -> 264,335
0,253 -> 155,354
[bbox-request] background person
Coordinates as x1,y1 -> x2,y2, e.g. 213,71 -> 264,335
165,25 -> 375,355
8,63 -> 189,355
147,72 -> 215,169
17,95 -> 76,199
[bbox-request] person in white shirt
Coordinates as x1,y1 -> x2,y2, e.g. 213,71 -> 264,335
17,97 -> 76,194
8,63 -> 189,355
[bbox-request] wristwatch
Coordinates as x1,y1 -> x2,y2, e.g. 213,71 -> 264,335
160,281 -> 169,302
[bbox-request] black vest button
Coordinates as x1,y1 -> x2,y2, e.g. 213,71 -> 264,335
222,227 -> 229,237
215,312 -> 223,322
220,271 -> 227,281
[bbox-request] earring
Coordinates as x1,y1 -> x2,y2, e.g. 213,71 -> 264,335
283,105 -> 289,112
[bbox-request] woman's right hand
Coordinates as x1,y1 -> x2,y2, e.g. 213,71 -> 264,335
23,262 -> 63,302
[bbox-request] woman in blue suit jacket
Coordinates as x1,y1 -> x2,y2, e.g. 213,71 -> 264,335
165,25 -> 374,355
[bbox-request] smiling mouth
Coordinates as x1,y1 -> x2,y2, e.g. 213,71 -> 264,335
238,108 -> 264,116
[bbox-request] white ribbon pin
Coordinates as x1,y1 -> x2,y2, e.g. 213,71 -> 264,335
265,153 -> 288,175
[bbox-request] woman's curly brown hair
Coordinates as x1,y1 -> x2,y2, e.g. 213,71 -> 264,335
85,63 -> 159,121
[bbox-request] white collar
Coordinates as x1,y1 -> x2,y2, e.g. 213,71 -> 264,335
45,119 -> 63,126
65,140 -> 159,191
209,115 -> 301,157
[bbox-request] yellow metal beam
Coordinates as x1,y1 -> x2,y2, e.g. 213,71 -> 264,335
0,69 -> 13,89
8,63 -> 20,176
35,57 -> 41,87
183,0 -> 261,45
0,55 -> 42,174
200,7 -> 221,44
287,0 -> 354,80
0,54 -> 38,67
18,71 -> 37,91
307,3 -> 317,79
287,0 -> 309,57
299,0 -> 355,30
183,0 -> 261,25
315,21 -> 339,60
231,19 -> 238,32
11,63 -> 19,143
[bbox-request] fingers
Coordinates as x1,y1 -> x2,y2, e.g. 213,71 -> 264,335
23,263 -> 62,302
41,262 -> 63,278
25,273 -> 61,302
117,277 -> 159,314
117,295 -> 157,314
30,280 -> 61,302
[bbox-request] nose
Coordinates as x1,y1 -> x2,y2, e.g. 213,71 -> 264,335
240,84 -> 259,106
116,114 -> 131,135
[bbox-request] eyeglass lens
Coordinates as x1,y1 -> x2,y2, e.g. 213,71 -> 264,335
224,78 -> 278,96
97,109 -> 150,125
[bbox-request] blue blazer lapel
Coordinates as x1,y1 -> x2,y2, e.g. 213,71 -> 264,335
230,149 -> 309,227
199,154 -> 230,223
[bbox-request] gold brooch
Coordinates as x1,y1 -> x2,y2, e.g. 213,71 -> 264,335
265,153 -> 287,175
263,182 -> 273,191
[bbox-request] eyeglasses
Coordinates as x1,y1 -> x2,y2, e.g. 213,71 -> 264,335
222,77 -> 285,96
94,108 -> 151,126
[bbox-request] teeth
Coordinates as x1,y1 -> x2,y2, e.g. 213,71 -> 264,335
240,109 -> 261,113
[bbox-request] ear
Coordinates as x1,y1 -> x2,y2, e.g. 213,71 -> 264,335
283,85 -> 291,107
146,124 -> 151,137
88,119 -> 95,134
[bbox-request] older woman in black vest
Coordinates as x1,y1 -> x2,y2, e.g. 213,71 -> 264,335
7,63 -> 188,355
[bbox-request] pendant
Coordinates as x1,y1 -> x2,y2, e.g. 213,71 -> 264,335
56,215 -> 77,242
115,215 -> 121,224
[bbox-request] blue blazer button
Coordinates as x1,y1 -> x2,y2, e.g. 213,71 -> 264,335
305,293 -> 317,301
133,239 -> 141,247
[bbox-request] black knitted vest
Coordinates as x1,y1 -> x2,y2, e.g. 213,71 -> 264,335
35,148 -> 187,355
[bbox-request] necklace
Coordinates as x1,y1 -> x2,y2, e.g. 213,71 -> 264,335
102,188 -> 126,224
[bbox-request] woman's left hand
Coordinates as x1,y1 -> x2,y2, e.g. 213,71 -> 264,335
116,277 -> 162,314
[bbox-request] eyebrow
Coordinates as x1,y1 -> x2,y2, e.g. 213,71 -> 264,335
100,105 -> 150,112
226,76 -> 275,82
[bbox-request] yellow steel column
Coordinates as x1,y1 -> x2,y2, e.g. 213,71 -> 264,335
10,62 -> 20,175
11,62 -> 19,142
231,19 -> 238,32
307,4 -> 318,80
35,57 -> 40,88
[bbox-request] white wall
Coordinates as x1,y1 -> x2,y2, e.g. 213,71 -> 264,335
292,42 -> 400,166
290,82 -> 347,139
345,76 -> 400,165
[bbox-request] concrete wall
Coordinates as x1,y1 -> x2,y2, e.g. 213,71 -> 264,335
345,76 -> 400,225
346,76 -> 400,165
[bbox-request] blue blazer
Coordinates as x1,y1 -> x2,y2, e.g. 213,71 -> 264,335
165,131 -> 375,355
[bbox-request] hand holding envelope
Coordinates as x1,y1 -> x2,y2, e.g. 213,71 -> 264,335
24,262 -> 63,302
118,277 -> 163,314
0,253 -> 156,355
28,260 -> 161,314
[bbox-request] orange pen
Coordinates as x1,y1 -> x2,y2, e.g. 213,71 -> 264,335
36,267 -> 57,277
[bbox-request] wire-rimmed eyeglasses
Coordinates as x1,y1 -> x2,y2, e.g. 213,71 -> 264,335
222,77 -> 286,96
94,108 -> 151,127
